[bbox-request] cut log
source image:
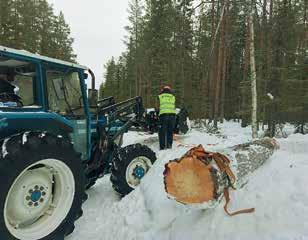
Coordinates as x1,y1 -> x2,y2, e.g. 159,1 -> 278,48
164,156 -> 216,204
231,138 -> 279,182
135,138 -> 278,230
164,138 -> 278,208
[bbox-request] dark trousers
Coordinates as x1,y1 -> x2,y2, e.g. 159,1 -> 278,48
159,114 -> 176,150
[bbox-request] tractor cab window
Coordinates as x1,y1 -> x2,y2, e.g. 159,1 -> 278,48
0,57 -> 38,108
46,69 -> 85,118
46,68 -> 88,159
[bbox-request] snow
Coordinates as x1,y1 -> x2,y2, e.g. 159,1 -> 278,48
22,132 -> 30,145
13,85 -> 20,94
1,138 -> 9,158
68,121 -> 308,240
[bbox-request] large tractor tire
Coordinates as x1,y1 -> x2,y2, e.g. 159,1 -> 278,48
110,144 -> 156,196
0,132 -> 86,240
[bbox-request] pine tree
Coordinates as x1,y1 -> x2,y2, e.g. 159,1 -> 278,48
172,0 -> 195,108
0,1 -> 77,62
16,0 -> 40,52
37,0 -> 57,56
100,0 -> 307,130
143,0 -> 175,106
100,57 -> 117,99
52,12 -> 76,62
124,0 -> 145,99
0,0 -> 14,47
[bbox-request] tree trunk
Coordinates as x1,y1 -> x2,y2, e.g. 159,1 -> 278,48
249,8 -> 258,139
213,36 -> 223,128
220,3 -> 229,122
164,138 -> 278,207
266,0 -> 274,130
213,1 -> 227,127
260,0 -> 267,122
140,139 -> 277,229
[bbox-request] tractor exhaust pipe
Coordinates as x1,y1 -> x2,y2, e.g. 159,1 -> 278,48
88,69 -> 96,90
87,69 -> 98,107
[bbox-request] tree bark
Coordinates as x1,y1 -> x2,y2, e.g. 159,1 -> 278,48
220,3 -> 229,122
164,138 -> 278,206
213,0 -> 227,127
140,138 -> 278,229
249,7 -> 258,139
260,0 -> 267,123
213,33 -> 223,128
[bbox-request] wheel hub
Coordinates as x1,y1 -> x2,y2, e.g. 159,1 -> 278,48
30,190 -> 42,202
133,166 -> 145,179
5,167 -> 53,228
26,186 -> 47,207
126,156 -> 153,188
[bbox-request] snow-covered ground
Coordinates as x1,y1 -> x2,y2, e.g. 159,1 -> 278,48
68,121 -> 308,240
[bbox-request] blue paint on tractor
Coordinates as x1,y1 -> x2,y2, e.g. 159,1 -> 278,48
31,190 -> 42,202
0,119 -> 8,129
0,112 -> 74,141
134,166 -> 145,179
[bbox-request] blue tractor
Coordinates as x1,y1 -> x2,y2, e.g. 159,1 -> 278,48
0,46 -> 156,240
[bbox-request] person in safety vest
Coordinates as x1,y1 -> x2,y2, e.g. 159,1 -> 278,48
158,85 -> 176,150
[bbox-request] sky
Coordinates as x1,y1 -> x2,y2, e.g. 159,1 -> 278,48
47,0 -> 129,89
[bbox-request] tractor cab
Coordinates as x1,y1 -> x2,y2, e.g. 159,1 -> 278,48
0,57 -> 38,108
0,45 -> 90,159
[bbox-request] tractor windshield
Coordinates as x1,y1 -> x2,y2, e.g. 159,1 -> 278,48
0,57 -> 39,108
46,68 -> 85,118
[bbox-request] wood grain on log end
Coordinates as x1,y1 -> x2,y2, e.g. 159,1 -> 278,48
164,156 -> 216,204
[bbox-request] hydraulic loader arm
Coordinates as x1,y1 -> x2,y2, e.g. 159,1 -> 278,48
96,96 -> 144,142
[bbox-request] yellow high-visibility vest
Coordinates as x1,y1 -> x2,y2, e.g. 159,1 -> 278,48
159,93 -> 176,115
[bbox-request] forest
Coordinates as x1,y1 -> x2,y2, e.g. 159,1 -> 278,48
0,0 -> 307,132
0,0 -> 76,62
101,0 -> 307,132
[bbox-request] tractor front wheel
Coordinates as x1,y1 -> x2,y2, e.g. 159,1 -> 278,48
0,132 -> 85,240
110,144 -> 156,196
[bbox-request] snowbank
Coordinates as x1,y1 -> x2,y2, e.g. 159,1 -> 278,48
68,121 -> 308,240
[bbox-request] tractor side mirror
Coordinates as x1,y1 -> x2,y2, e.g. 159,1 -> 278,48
88,89 -> 98,107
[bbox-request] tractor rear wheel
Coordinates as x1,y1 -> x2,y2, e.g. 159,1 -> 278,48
110,144 -> 156,196
0,132 -> 85,240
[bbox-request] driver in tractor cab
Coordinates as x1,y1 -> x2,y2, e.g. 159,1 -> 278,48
0,74 -> 22,107
158,85 -> 176,150
0,75 -> 14,93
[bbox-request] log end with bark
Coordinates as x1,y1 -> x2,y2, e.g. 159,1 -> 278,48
164,156 -> 217,204
164,138 -> 278,207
